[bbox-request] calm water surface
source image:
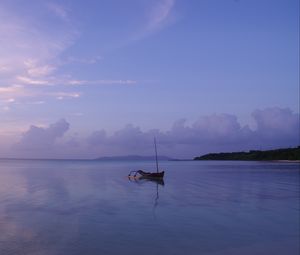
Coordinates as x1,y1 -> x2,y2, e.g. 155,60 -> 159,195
0,159 -> 299,255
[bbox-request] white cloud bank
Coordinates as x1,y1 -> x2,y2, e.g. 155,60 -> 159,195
7,107 -> 300,159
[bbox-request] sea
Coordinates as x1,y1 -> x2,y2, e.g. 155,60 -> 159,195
0,159 -> 299,255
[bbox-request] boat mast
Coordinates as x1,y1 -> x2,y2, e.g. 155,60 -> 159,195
154,137 -> 159,173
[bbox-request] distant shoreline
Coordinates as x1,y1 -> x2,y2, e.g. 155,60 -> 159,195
194,147 -> 300,161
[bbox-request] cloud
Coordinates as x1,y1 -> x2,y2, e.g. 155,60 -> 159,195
27,101 -> 45,105
66,55 -> 102,65
130,0 -> 176,41
66,79 -> 137,86
0,85 -> 23,96
251,107 -> 299,146
0,2 -> 77,103
146,0 -> 175,32
0,65 -> 10,72
87,130 -> 107,146
16,74 -> 136,87
0,5 -> 75,74
46,2 -> 69,21
0,2 -> 135,105
252,107 -> 298,134
85,107 -> 299,158
53,92 -> 81,100
16,76 -> 50,86
0,85 -> 29,102
8,107 -> 300,158
85,115 -> 249,157
15,119 -> 70,152
0,83 -> 80,108
24,59 -> 56,77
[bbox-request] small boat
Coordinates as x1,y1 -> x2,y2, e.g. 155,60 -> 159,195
128,138 -> 165,179
128,169 -> 165,179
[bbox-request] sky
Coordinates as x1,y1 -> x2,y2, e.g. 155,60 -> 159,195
0,0 -> 299,159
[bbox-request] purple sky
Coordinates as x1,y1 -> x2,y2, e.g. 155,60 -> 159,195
0,0 -> 299,159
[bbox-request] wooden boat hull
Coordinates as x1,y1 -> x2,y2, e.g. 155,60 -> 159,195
128,170 -> 164,179
139,171 -> 164,179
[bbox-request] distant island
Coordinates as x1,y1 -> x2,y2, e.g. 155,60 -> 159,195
94,155 -> 174,161
194,147 -> 300,161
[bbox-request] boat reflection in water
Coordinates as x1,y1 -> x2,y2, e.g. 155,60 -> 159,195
128,175 -> 164,215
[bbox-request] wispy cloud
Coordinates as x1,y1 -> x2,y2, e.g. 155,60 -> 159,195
53,92 -> 81,100
0,83 -> 80,108
67,79 -> 137,86
24,59 -> 56,77
0,2 -> 135,106
16,76 -> 50,86
3,98 -> 15,103
0,7 -> 75,73
46,2 -> 69,21
65,55 -> 102,65
15,75 -> 137,87
27,101 -> 45,105
0,2 -> 77,101
146,0 -> 175,32
131,0 -> 176,41
0,65 -> 10,72
0,85 -> 27,99
0,87 -> 21,111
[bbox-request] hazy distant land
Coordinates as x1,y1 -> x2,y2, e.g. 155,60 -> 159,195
194,147 -> 300,161
94,155 -> 174,161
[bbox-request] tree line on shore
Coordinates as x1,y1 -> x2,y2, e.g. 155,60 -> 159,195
194,146 -> 300,161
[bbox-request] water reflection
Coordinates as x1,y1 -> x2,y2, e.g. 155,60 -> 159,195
128,176 -> 164,217
0,159 -> 299,255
